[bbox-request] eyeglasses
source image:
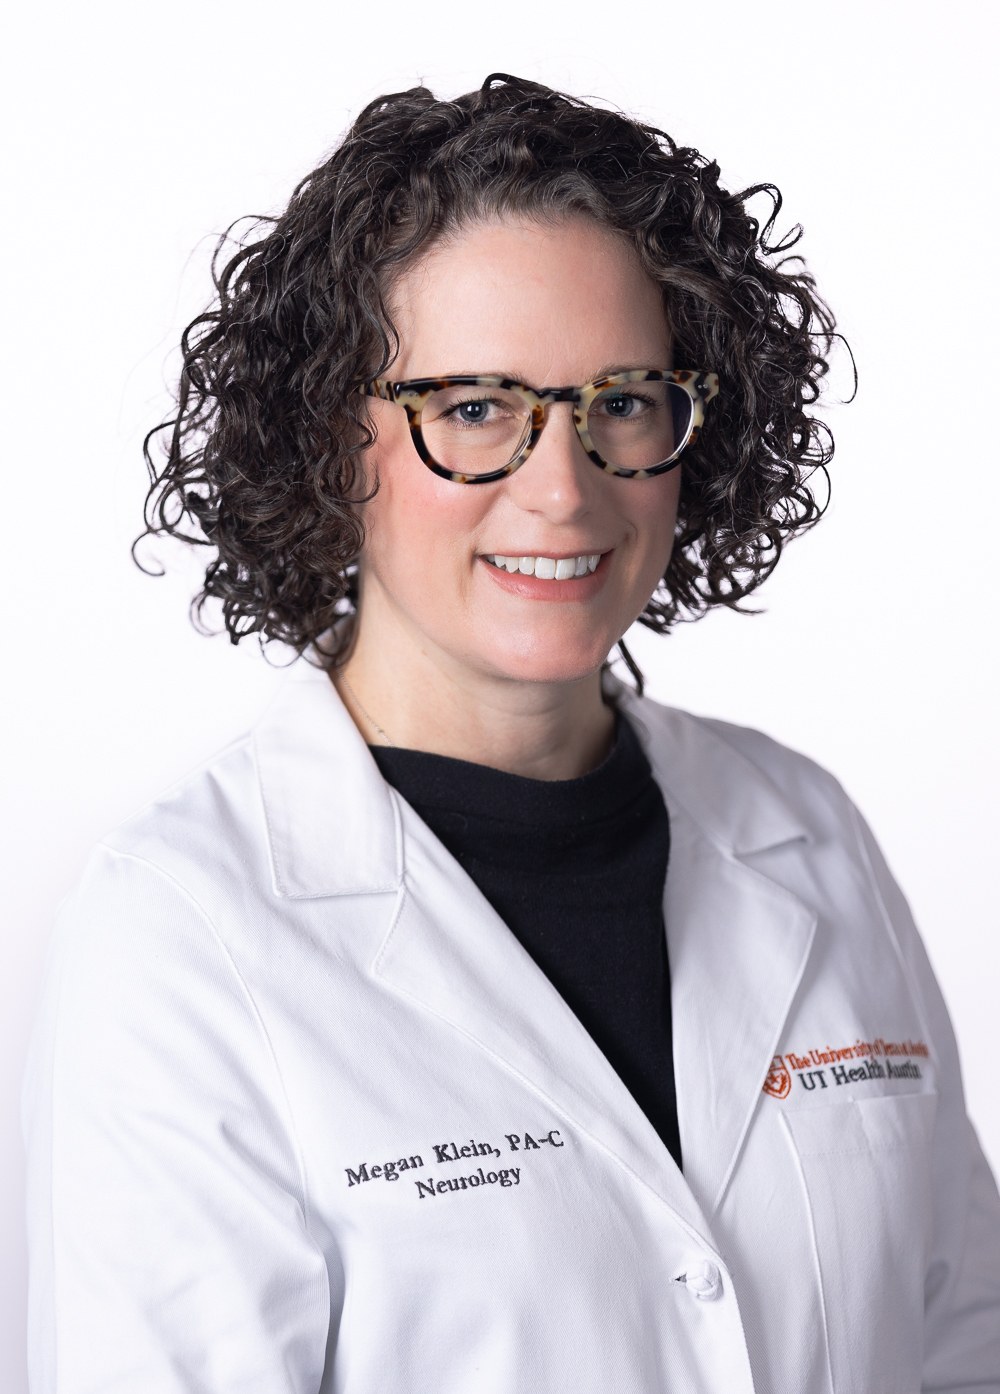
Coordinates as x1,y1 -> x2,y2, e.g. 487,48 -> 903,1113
364,369 -> 719,484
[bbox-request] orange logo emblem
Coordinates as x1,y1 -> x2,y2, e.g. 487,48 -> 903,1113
763,1055 -> 791,1100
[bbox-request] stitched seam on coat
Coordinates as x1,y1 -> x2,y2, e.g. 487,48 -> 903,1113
779,1112 -> 837,1393
846,802 -> 938,1067
252,728 -> 290,898
371,879 -> 410,977
97,844 -> 319,1240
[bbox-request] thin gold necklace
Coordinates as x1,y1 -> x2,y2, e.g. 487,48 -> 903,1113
338,670 -> 396,747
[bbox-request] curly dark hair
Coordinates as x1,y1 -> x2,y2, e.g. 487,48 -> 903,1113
139,72 -> 838,665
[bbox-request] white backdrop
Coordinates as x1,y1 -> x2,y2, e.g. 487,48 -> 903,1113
3,1 -> 997,1386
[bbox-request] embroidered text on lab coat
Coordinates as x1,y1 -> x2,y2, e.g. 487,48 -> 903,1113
344,1128 -> 567,1198
763,1036 -> 930,1099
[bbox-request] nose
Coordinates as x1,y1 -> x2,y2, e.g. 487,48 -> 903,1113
504,402 -> 596,525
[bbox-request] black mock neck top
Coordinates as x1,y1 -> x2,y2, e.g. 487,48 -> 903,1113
369,713 -> 681,1168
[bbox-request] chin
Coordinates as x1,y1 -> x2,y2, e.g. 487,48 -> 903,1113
470,631 -> 615,686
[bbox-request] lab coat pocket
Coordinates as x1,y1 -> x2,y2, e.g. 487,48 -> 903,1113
783,1092 -> 936,1394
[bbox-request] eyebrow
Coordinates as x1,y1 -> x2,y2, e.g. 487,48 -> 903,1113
592,362 -> 664,379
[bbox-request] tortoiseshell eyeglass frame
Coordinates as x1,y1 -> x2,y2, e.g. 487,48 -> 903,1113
363,369 -> 720,484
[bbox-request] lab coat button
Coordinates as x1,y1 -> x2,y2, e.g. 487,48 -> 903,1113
682,1260 -> 721,1300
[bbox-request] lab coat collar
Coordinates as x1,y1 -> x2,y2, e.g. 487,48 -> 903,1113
616,688 -> 810,856
254,664 -> 403,898
255,666 -> 810,901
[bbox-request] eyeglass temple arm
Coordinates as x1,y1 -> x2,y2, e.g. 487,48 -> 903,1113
699,372 -> 720,403
363,379 -> 399,402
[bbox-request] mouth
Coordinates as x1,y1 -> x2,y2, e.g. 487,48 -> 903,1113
479,549 -> 611,602
484,552 -> 602,579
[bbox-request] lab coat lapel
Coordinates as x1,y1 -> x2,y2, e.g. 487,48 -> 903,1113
258,671 -> 815,1238
374,802 -> 716,1247
255,666 -> 402,899
664,809 -> 816,1218
625,697 -> 817,1220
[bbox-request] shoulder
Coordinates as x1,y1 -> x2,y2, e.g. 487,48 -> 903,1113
50,666 -> 396,975
686,708 -> 849,810
103,728 -> 258,853
623,692 -> 855,848
49,730 -> 265,999
35,730 -> 274,1025
629,694 -> 941,996
95,731 -> 271,909
33,723 -> 304,1109
636,694 -> 840,786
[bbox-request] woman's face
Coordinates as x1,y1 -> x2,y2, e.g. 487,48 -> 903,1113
358,216 -> 680,686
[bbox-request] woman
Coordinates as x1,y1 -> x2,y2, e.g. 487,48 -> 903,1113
24,75 -> 1000,1393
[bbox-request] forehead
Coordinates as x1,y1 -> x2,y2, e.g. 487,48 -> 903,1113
388,216 -> 671,384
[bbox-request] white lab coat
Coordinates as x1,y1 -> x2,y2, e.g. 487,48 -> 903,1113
23,664 -> 1000,1394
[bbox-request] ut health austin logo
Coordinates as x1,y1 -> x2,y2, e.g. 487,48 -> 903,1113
762,1055 -> 792,1100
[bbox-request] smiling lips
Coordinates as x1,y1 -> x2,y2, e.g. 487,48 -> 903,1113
480,550 -> 610,602
486,553 -> 601,579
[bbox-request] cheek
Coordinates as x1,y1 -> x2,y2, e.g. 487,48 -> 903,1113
360,417 -> 490,581
624,472 -> 682,564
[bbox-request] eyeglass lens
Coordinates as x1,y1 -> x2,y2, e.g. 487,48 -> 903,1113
418,381 -> 693,476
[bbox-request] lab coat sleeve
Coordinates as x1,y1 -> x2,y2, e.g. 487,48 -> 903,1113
23,843 -> 332,1394
853,808 -> 1000,1391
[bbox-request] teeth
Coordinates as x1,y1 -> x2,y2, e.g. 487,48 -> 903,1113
487,553 -> 603,579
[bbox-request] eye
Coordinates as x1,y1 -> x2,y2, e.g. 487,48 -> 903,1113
593,390 -> 655,419
435,394 -> 520,429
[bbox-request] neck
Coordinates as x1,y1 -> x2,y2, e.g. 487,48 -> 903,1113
334,608 -> 615,782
